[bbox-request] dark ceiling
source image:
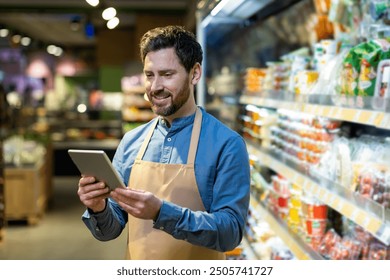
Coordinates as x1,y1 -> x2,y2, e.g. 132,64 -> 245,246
0,0 -> 195,48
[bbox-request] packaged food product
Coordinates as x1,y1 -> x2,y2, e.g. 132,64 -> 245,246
318,229 -> 342,258
374,59 -> 390,98
304,219 -> 327,236
301,200 -> 328,219
314,0 -> 331,14
294,70 -> 319,94
340,39 -> 390,96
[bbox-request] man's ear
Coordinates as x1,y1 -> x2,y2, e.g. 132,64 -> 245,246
191,63 -> 202,85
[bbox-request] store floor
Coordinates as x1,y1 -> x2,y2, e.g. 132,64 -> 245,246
0,177 -> 127,260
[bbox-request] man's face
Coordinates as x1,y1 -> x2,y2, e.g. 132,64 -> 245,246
143,48 -> 192,117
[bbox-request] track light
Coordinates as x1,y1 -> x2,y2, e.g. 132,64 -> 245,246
107,17 -> 119,29
102,7 -> 117,20
86,0 -> 99,7
0,28 -> 9,37
21,36 -> 31,46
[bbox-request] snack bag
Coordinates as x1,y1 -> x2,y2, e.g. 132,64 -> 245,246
339,39 -> 390,96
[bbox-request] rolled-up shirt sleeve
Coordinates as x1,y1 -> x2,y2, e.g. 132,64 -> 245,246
82,198 -> 127,241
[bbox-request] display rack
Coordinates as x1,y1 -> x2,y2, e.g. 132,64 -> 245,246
240,94 -> 390,129
122,86 -> 155,132
3,137 -> 53,225
249,193 -> 324,260
247,142 -> 390,246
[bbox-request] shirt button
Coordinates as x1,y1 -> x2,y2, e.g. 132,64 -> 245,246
159,226 -> 164,230
167,138 -> 171,142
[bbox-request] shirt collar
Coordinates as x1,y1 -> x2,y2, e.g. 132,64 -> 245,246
157,108 -> 199,133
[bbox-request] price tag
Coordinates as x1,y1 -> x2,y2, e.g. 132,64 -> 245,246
354,211 -> 366,226
328,196 -> 337,209
344,108 -> 355,121
379,114 -> 390,129
328,107 -> 336,117
350,209 -> 359,221
380,227 -> 390,245
337,199 -> 344,211
368,112 -> 378,126
358,111 -> 371,123
335,108 -> 342,119
363,216 -> 371,228
317,106 -> 324,116
342,203 -> 354,218
374,112 -> 384,127
322,106 -> 331,117
353,110 -> 362,123
323,191 -> 331,204
318,188 -> 326,201
295,174 -> 305,187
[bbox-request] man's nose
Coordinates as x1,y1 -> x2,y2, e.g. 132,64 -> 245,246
150,76 -> 163,92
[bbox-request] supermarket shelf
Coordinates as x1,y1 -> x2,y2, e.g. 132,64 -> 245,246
249,194 -> 324,260
53,139 -> 120,150
246,141 -> 390,246
240,94 -> 390,129
241,237 -> 260,260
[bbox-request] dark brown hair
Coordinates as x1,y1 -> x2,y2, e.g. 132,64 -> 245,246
140,25 -> 203,73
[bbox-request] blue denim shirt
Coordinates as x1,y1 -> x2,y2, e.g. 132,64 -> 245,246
82,107 -> 250,252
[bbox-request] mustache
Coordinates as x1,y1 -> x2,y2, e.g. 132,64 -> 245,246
149,90 -> 171,97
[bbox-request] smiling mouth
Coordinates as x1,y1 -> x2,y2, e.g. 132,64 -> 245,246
152,92 -> 171,100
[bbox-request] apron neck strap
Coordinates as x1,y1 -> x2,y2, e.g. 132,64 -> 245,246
187,107 -> 202,164
135,118 -> 158,161
135,107 -> 202,164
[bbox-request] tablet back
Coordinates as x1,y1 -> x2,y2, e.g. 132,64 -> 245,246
68,149 -> 125,190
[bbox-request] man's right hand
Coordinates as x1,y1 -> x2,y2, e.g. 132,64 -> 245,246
77,176 -> 110,213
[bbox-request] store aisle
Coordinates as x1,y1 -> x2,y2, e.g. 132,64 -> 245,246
0,177 -> 127,260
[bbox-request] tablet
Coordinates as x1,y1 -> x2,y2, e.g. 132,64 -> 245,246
68,149 -> 126,190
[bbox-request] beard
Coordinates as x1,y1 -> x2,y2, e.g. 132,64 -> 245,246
148,82 -> 191,117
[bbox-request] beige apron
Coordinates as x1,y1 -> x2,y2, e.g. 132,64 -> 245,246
126,108 -> 225,260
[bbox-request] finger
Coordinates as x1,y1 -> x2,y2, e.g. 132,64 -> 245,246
78,182 -> 109,199
117,200 -> 141,217
79,176 -> 96,187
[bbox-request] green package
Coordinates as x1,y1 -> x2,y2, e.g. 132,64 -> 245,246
340,39 -> 390,96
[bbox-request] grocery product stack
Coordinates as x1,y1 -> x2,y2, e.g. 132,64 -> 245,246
239,106 -> 277,148
248,158 -> 390,259
270,110 -> 341,169
239,0 -> 390,257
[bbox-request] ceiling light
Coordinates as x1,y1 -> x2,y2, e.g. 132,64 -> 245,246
86,0 -> 99,7
21,36 -> 31,46
47,45 -> 57,55
11,34 -> 21,44
102,7 -> 117,20
47,45 -> 63,56
54,47 -> 63,57
107,17 -> 119,29
0,28 -> 9,37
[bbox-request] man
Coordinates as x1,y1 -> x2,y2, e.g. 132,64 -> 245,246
77,25 -> 250,260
